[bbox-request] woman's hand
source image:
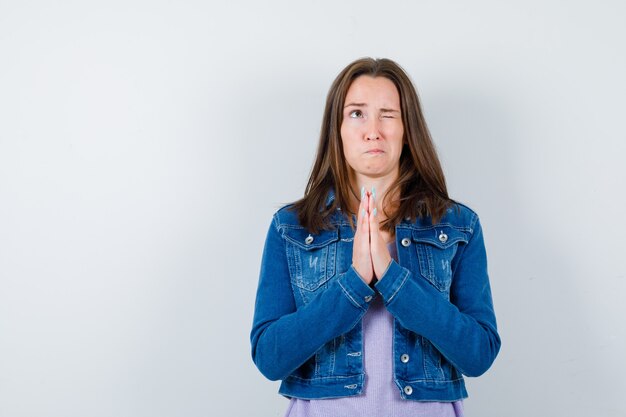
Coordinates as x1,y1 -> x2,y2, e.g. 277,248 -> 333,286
352,187 -> 392,285
352,189 -> 374,284
368,191 -> 392,280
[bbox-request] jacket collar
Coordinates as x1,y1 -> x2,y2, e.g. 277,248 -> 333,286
324,189 -> 336,208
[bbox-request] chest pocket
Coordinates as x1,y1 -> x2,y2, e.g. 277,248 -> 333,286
411,226 -> 468,293
283,228 -> 338,303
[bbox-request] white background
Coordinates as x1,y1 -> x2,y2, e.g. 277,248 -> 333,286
1,1 -> 625,416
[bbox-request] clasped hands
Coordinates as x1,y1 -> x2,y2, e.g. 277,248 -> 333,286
352,187 -> 393,285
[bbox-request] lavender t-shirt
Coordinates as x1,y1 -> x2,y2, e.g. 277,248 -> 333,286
284,243 -> 464,417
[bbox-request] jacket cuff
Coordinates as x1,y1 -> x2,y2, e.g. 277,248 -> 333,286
374,260 -> 410,304
337,266 -> 377,310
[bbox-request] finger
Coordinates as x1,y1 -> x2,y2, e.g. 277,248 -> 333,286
368,187 -> 376,224
368,191 -> 391,279
355,188 -> 364,230
355,190 -> 370,250
361,192 -> 371,236
368,188 -> 378,237
358,190 -> 368,228
369,197 -> 380,247
352,189 -> 373,284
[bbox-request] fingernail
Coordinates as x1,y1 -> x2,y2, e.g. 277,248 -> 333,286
361,186 -> 365,199
373,208 -> 377,217
371,187 -> 376,200
362,208 -> 366,217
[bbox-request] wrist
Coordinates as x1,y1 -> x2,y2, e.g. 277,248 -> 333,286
351,263 -> 373,285
376,258 -> 393,281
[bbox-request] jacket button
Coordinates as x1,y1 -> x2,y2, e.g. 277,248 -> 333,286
438,232 -> 448,243
400,354 -> 410,363
401,238 -> 411,247
364,295 -> 373,302
404,385 -> 413,395
305,235 -> 314,245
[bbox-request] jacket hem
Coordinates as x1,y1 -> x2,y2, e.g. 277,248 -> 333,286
279,374 -> 365,400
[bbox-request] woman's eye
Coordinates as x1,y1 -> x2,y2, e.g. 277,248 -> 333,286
349,110 -> 363,118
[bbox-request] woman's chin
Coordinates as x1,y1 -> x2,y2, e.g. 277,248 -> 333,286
355,166 -> 394,179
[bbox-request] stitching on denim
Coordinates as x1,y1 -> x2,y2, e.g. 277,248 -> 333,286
314,350 -> 320,376
421,336 -> 445,380
397,223 -> 473,233
425,245 -> 435,280
287,242 -> 334,293
401,376 -> 465,384
283,232 -> 339,249
293,244 -> 302,288
422,335 -> 431,380
327,240 -> 336,277
272,214 -> 282,233
387,269 -> 409,303
329,336 -> 336,375
287,374 -> 364,381
286,373 -> 463,383
392,318 -> 397,383
338,279 -> 363,309
469,212 -> 479,232
414,236 -> 468,248
410,228 -> 469,248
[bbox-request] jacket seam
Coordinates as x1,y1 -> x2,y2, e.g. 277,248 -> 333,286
386,269 -> 410,303
286,373 -> 365,381
338,278 -> 365,310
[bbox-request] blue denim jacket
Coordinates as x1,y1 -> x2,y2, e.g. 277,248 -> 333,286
250,196 -> 500,402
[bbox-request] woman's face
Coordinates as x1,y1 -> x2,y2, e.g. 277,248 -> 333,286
340,75 -> 404,183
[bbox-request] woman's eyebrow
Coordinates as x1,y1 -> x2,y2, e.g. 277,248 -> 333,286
343,103 -> 400,113
344,102 -> 366,108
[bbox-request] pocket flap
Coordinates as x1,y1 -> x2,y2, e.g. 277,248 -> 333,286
283,227 -> 339,250
411,226 -> 468,249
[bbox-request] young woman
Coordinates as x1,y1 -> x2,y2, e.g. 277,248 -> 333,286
250,58 -> 500,417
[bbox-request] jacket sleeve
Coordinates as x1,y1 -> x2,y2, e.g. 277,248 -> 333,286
250,215 -> 376,381
374,214 -> 500,377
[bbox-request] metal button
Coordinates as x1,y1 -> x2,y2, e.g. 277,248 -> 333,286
404,385 -> 413,395
364,295 -> 373,303
401,237 -> 411,247
438,232 -> 448,243
305,234 -> 314,245
400,354 -> 410,363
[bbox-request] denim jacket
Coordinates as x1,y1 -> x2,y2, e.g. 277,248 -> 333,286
250,196 -> 500,402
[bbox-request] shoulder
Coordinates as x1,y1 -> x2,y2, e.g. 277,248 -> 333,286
269,204 -> 341,248
401,200 -> 480,235
396,201 -> 481,247
272,198 -> 346,230
440,200 -> 480,231
271,203 -> 303,230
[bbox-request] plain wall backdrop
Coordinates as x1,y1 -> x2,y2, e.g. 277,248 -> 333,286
1,1 -> 625,416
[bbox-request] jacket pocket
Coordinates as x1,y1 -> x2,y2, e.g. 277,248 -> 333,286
411,226 -> 468,293
283,227 -> 339,303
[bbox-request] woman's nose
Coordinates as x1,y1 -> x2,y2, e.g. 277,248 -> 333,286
365,117 -> 381,140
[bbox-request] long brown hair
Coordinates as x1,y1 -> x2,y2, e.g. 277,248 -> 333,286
293,57 -> 453,233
